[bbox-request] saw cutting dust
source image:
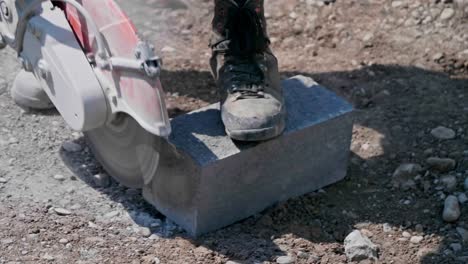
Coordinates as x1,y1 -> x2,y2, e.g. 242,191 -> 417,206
1,0 -> 468,263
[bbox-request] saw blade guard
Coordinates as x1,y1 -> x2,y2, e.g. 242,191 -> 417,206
63,0 -> 171,137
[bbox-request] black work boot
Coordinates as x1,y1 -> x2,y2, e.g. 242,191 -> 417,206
210,0 -> 286,141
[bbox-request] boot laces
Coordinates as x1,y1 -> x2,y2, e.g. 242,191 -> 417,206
225,56 -> 266,100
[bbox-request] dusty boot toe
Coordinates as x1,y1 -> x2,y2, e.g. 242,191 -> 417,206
222,96 -> 285,141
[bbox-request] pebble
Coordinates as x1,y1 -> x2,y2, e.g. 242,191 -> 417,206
161,46 -> 176,53
53,174 -> 66,182
458,193 -> 468,204
276,256 -> 295,264
431,126 -> 456,140
382,223 -> 392,233
392,163 -> 422,188
104,210 -> 120,219
415,224 -> 424,233
440,8 -> 455,21
427,157 -> 456,173
62,141 -> 82,153
402,231 -> 411,238
0,177 -> 8,183
442,195 -> 461,222
42,253 -> 55,260
450,243 -> 462,252
440,175 -> 458,191
59,238 -> 69,244
456,227 -> 468,242
139,227 -> 152,238
464,178 -> 468,191
53,208 -> 72,216
391,1 -> 404,8
93,173 -> 110,188
410,236 -> 424,244
344,230 -> 379,261
297,251 -> 310,259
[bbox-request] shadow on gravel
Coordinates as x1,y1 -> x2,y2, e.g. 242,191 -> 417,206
61,64 -> 467,264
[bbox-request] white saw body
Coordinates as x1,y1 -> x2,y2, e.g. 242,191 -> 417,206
0,0 -> 171,188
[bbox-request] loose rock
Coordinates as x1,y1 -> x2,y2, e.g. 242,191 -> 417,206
431,126 -> 456,140
53,174 -> 66,182
276,256 -> 295,264
410,236 -> 424,244
450,243 -> 462,252
456,227 -> 468,242
440,8 -> 455,21
0,177 -> 8,183
382,223 -> 392,233
458,193 -> 468,204
440,175 -> 458,192
93,173 -> 111,188
392,163 -> 422,188
139,227 -> 152,238
344,230 -> 379,261
53,208 -> 72,216
62,141 -> 82,153
427,157 -> 456,172
442,196 -> 461,222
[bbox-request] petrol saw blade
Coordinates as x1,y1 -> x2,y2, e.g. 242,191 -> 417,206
62,0 -> 171,188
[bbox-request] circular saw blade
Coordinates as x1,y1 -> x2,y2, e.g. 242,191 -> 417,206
85,114 -> 161,188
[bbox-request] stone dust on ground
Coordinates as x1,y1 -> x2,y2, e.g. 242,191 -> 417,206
1,0 -> 468,263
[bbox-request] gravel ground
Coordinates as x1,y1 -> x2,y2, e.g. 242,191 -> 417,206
1,0 -> 468,263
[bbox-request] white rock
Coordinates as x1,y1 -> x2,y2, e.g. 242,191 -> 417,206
382,223 -> 392,233
410,236 -> 424,244
62,141 -> 82,153
59,238 -> 69,244
139,227 -> 152,238
53,174 -> 66,182
42,253 -> 55,260
392,1 -> 404,8
53,208 -> 72,216
431,126 -> 456,140
93,173 -> 110,188
344,230 -> 379,261
443,196 -> 461,222
276,256 -> 295,264
440,8 -> 455,21
0,177 -> 8,183
161,46 -> 176,53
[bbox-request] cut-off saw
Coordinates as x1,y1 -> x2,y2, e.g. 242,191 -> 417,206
0,0 -> 171,188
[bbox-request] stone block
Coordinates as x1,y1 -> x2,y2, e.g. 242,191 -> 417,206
143,75 -> 354,236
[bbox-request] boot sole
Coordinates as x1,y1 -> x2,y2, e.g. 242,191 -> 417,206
226,117 -> 286,142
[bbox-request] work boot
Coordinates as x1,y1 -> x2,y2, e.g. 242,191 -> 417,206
210,0 -> 286,141
11,70 -> 54,110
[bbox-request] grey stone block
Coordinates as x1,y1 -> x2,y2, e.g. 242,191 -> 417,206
142,75 -> 354,236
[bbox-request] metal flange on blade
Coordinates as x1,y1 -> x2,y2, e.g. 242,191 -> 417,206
62,0 -> 171,188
